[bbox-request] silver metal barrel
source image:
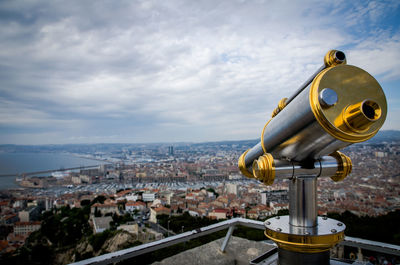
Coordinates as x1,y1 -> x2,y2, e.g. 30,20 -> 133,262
240,63 -> 387,177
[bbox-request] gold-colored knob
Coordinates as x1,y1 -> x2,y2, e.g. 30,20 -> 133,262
271,98 -> 288,117
252,153 -> 275,185
330,151 -> 352,182
238,149 -> 254,179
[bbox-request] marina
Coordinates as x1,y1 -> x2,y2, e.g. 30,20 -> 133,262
3,179 -> 258,197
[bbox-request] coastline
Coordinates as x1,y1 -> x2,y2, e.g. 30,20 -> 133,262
0,152 -> 105,190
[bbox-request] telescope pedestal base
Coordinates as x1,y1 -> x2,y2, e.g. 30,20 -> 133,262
278,248 -> 330,265
264,216 -> 345,265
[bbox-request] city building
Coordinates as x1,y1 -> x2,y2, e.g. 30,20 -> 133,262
91,203 -> 119,216
143,192 -> 157,202
18,206 -> 41,222
168,146 -> 174,156
260,190 -> 288,206
226,183 -> 238,195
71,176 -> 82,185
125,201 -> 146,212
13,221 -> 41,236
208,209 -> 229,220
149,206 -> 171,223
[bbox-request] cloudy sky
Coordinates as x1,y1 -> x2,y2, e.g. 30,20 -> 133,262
0,0 -> 399,144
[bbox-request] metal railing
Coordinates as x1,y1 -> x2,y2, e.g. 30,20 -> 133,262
69,218 -> 264,265
69,218 -> 400,265
341,236 -> 400,256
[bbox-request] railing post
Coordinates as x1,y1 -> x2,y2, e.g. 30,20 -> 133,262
220,225 -> 235,253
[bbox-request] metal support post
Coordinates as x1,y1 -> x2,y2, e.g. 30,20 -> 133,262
264,173 -> 345,265
289,176 -> 318,228
220,225 -> 235,253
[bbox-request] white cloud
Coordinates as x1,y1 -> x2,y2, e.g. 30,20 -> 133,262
0,0 -> 399,144
0,98 -> 84,130
348,35 -> 400,81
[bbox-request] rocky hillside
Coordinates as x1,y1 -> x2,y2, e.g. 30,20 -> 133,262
55,230 -> 140,265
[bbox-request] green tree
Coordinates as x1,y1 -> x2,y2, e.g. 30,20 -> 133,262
157,212 -> 219,233
89,230 -> 115,252
91,195 -> 107,205
327,210 -> 400,245
94,207 -> 102,217
81,199 -> 91,207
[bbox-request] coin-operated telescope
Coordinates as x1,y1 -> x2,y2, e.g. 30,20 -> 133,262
238,50 -> 387,265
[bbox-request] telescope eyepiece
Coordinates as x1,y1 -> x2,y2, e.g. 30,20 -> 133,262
334,51 -> 345,62
324,50 -> 347,67
341,100 -> 382,133
362,100 -> 381,120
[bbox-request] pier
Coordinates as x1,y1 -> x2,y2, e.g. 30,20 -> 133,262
0,164 -> 111,177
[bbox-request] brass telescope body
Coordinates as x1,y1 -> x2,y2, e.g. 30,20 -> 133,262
240,63 -> 387,178
238,50 -> 387,264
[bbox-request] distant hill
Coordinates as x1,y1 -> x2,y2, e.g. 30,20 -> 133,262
366,130 -> 400,143
0,130 -> 398,153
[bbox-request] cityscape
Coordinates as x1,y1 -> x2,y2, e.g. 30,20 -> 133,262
0,1 -> 399,264
0,131 -> 399,263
